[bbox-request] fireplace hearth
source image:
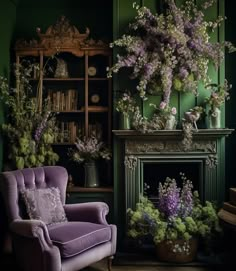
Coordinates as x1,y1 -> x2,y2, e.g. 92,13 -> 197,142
113,129 -> 233,223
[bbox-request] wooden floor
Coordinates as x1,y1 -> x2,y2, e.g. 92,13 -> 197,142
1,253 -> 234,271
83,259 -> 232,271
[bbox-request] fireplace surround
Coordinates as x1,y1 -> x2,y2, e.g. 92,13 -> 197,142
113,129 -> 233,223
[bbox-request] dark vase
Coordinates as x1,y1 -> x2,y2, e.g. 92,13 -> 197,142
119,113 -> 131,129
84,161 -> 99,187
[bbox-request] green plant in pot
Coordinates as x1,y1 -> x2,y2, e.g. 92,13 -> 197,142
0,62 -> 59,169
68,136 -> 111,187
127,173 -> 221,263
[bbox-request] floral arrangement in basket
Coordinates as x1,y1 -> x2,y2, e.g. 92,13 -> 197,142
0,61 -> 59,169
127,173 -> 221,257
108,0 -> 235,107
68,136 -> 111,164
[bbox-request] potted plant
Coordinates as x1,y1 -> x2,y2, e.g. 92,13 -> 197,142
0,62 -> 59,169
204,80 -> 231,128
115,92 -> 137,129
68,136 -> 111,187
127,173 -> 221,263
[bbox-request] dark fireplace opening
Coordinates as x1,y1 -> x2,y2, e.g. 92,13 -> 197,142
142,161 -> 202,204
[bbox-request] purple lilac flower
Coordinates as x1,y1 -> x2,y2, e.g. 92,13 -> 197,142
34,111 -> 50,142
179,177 -> 193,218
179,67 -> 189,79
158,177 -> 180,218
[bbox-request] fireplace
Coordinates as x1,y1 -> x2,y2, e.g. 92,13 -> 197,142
143,160 -> 202,204
113,129 -> 233,224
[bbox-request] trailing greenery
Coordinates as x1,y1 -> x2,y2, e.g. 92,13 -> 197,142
0,61 -> 59,169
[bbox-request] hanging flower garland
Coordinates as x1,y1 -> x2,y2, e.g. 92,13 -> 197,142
108,0 -> 235,106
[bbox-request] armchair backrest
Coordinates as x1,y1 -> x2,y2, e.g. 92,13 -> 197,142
0,166 -> 68,223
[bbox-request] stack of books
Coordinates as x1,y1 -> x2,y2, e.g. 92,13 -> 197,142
218,188 -> 236,227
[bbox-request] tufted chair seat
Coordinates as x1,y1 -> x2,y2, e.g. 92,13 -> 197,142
48,222 -> 112,258
0,166 -> 117,271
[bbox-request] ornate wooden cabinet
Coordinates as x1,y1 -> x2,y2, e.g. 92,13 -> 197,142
15,16 -> 113,190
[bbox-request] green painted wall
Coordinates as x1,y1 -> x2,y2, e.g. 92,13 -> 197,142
0,0 -> 16,171
14,3 -> 112,42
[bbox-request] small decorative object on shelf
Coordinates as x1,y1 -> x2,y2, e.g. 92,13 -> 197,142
68,136 -> 111,187
90,93 -> 100,105
54,58 -> 69,78
88,66 -> 97,77
127,173 -> 221,263
183,106 -> 204,131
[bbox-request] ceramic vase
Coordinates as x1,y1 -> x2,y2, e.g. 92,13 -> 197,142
209,107 -> 221,129
84,161 -> 99,187
119,113 -> 131,130
165,114 -> 176,130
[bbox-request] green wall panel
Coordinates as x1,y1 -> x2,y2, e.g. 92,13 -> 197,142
0,0 -> 16,171
15,6 -> 112,42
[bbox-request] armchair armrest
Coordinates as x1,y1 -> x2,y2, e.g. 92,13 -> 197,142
10,219 -> 53,249
64,202 -> 109,225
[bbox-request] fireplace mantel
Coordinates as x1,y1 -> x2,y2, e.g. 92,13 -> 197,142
113,128 -> 234,140
113,128 -> 234,215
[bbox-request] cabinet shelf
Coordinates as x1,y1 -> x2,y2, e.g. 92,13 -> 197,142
44,78 -> 85,81
29,78 -> 85,81
67,186 -> 113,193
53,110 -> 85,113
88,78 -> 109,81
88,106 -> 109,112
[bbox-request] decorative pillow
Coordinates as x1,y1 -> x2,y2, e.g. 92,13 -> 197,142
21,187 -> 68,225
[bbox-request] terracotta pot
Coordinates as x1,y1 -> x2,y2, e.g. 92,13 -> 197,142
156,238 -> 198,263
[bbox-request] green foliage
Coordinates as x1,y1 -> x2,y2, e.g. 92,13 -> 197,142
0,61 -> 59,169
127,193 -> 221,246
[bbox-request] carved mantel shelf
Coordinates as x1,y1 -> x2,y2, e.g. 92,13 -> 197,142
113,129 -> 234,140
113,128 -> 234,208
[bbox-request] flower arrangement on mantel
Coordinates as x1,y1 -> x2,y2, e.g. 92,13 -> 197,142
205,80 -> 231,110
0,62 -> 59,169
68,136 -> 111,164
127,173 -> 221,260
115,92 -> 137,116
108,0 -> 235,133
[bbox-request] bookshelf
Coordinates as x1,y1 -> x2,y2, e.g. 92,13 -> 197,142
15,16 -> 112,189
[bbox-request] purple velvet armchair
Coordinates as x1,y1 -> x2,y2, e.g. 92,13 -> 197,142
0,166 -> 117,271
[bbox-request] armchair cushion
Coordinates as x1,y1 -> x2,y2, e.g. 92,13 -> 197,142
21,187 -> 67,225
47,221 -> 111,258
